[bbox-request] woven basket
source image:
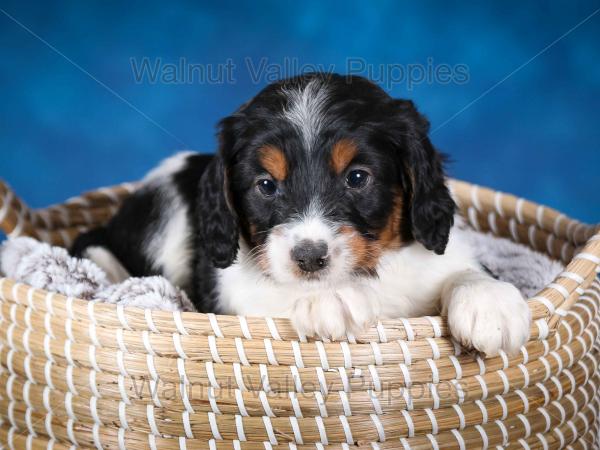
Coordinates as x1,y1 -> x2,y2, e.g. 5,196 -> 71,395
0,177 -> 599,450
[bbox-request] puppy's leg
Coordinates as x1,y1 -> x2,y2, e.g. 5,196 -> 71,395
441,269 -> 531,356
84,246 -> 131,284
291,283 -> 380,340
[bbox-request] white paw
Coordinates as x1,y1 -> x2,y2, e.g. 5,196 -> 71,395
291,285 -> 379,340
445,278 -> 531,356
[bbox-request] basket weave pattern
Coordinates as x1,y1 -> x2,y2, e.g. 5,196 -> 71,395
0,178 -> 599,449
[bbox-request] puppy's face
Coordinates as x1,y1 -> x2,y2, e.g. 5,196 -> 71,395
199,73 -> 455,285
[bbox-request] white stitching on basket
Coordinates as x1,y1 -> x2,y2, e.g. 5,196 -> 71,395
495,419 -> 509,446
290,341 -> 305,368
233,414 -> 245,441
536,432 -> 549,450
263,339 -> 278,366
233,362 -> 246,391
289,416 -> 303,444
339,415 -> 354,444
495,394 -> 508,419
144,309 -> 158,333
399,363 -> 411,388
237,315 -> 252,339
89,370 -> 100,398
475,424 -> 488,449
488,212 -> 498,235
235,337 -> 250,366
290,366 -> 303,393
574,252 -> 600,265
265,317 -> 282,341
399,318 -> 415,340
398,340 -> 412,366
429,383 -> 440,409
497,370 -> 510,395
340,341 -> 352,368
425,408 -> 438,434
316,340 -> 330,370
116,304 -> 130,330
370,341 -> 383,365
401,387 -> 414,410
425,434 -> 440,450
475,399 -> 488,423
233,389 -> 246,416
452,404 -> 465,429
367,364 -> 382,392
373,413 -> 387,441
314,416 -> 328,445
375,321 -> 387,342
260,364 -> 271,392
118,401 -> 129,430
338,367 -> 350,393
315,367 -> 328,395
289,391 -> 303,417
451,429 -> 466,450
468,207 -> 480,231
207,412 -> 222,440
339,390 -> 352,416
208,335 -> 223,364
476,356 -> 486,375
427,359 -> 440,384
206,313 -> 223,338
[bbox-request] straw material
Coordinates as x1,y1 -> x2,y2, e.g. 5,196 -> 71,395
0,177 -> 599,449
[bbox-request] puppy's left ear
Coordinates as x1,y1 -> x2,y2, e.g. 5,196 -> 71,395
392,100 -> 456,255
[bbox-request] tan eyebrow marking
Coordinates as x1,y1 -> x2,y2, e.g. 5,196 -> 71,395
258,145 -> 288,181
330,139 -> 358,174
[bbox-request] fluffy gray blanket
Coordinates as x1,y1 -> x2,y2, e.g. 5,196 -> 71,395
0,228 -> 563,311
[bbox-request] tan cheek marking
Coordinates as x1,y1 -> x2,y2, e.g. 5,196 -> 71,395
339,226 -> 382,270
378,194 -> 404,250
258,145 -> 288,181
330,139 -> 358,174
339,193 -> 404,271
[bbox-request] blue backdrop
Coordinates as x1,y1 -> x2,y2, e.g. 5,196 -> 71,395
1,1 -> 598,222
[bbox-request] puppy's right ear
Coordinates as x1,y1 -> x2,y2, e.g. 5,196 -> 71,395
197,115 -> 244,268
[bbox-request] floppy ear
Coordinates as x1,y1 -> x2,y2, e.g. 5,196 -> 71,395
197,113 -> 245,268
393,100 -> 456,255
197,154 -> 239,268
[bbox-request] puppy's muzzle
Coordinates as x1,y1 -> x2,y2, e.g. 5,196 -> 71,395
291,239 -> 329,273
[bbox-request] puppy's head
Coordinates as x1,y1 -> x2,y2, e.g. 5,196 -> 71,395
198,73 -> 455,285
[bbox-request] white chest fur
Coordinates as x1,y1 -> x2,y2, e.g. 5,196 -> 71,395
217,227 -> 479,319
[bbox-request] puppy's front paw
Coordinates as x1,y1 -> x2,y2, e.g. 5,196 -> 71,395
445,278 -> 531,356
291,286 -> 378,340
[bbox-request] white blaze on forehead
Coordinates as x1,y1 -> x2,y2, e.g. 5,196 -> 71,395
282,78 -> 329,150
288,208 -> 334,243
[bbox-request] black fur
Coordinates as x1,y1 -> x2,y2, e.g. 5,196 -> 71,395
71,73 -> 456,311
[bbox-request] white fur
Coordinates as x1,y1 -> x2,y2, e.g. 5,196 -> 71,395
141,152 -> 194,291
144,151 -> 195,183
145,196 -> 192,289
282,79 -> 329,150
85,246 -> 130,284
218,223 -> 531,354
264,206 -> 353,285
441,269 -> 531,356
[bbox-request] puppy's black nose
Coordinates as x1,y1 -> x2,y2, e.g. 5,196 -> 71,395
291,240 -> 329,273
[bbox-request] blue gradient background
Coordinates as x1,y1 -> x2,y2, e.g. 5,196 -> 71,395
1,1 -> 598,222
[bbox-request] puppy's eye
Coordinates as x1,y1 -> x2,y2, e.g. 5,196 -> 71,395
257,178 -> 277,196
345,169 -> 371,189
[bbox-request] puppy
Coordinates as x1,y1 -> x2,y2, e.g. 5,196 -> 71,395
72,73 -> 531,355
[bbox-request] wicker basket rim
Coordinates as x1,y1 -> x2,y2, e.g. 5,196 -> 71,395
0,177 -> 598,337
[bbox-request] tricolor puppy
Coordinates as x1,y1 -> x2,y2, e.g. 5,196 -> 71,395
73,73 -> 531,355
